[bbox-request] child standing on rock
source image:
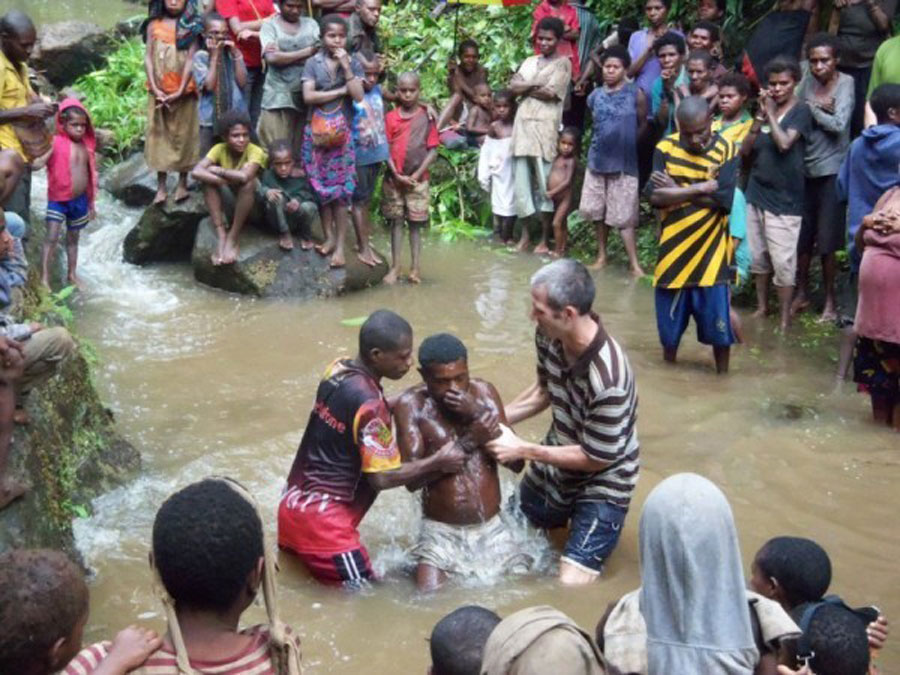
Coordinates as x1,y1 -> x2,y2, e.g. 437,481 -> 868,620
144,0 -> 203,205
39,98 -> 97,289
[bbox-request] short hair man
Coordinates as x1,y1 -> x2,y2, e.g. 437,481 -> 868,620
0,11 -> 56,224
393,333 -> 528,591
278,310 -> 467,587
430,605 -> 501,675
486,258 -> 640,585
647,96 -> 738,373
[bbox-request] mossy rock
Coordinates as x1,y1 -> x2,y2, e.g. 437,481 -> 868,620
123,192 -> 208,265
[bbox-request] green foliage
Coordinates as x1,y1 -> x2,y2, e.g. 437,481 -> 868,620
33,285 -> 77,325
74,38 -> 147,160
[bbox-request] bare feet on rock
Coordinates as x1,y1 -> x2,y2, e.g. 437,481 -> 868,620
152,188 -> 167,206
173,184 -> 190,203
278,233 -> 295,251
329,251 -> 346,268
383,269 -> 399,285
299,239 -> 314,250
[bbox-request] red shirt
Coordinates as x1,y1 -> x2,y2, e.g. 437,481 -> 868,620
384,105 -> 439,179
216,0 -> 276,68
532,0 -> 580,80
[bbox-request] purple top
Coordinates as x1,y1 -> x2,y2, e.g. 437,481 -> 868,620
628,27 -> 683,99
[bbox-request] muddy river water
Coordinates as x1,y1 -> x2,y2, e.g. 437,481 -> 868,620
34,178 -> 895,673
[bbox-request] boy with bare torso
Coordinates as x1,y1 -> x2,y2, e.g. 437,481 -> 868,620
393,333 -> 528,592
544,127 -> 578,257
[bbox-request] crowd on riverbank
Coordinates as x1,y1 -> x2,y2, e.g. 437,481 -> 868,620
0,0 -> 899,673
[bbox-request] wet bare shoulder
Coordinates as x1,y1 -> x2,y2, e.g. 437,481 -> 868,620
394,384 -> 429,415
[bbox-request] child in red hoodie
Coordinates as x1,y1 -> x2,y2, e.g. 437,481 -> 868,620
39,98 -> 97,289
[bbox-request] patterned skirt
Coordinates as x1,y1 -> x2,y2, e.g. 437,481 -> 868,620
301,126 -> 356,206
854,337 -> 900,396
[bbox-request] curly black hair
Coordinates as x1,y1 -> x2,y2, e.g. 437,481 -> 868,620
153,478 -> 264,612
756,536 -> 831,607
0,549 -> 88,672
794,603 -> 870,675
419,333 -> 467,368
431,606 -> 501,675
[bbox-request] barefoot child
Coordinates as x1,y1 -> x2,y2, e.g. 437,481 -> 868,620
257,139 -> 317,251
65,478 -> 303,674
546,127 -> 579,257
144,0 -> 203,205
477,89 -> 517,244
350,62 -> 389,267
0,548 -> 161,675
40,99 -> 97,289
579,45 -> 647,275
191,110 -> 267,264
301,14 -> 364,269
383,71 -> 439,284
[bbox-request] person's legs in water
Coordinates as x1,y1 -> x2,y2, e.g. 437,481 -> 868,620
384,219 -> 404,284
329,204 -> 349,268
408,221 -> 424,283
65,229 -> 80,288
221,179 -> 256,264
620,227 -> 645,277
203,184 -> 228,265
41,218 -> 63,288
153,171 -> 168,205
592,222 -> 610,269
753,273 -> 770,319
501,216 -> 516,243
174,171 -> 190,203
870,392 -> 894,427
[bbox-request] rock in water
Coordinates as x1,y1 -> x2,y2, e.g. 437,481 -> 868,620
103,153 -> 159,207
123,193 -> 208,265
33,21 -> 115,88
191,217 -> 389,297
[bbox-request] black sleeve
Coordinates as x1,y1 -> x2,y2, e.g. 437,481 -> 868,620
712,157 -> 738,211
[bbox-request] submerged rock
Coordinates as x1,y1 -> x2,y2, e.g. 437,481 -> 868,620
33,21 -> 116,88
103,153 -> 157,207
191,217 -> 389,297
123,192 -> 207,265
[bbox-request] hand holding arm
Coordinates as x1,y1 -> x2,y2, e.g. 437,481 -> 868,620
91,627 -> 162,675
410,148 -> 438,183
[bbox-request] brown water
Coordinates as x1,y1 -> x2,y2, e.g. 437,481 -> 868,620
60,183 -> 900,672
13,0 -> 140,30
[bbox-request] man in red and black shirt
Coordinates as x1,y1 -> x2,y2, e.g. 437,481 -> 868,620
278,309 -> 466,587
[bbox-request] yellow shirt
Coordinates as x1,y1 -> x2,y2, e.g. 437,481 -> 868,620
0,51 -> 35,160
206,142 -> 268,170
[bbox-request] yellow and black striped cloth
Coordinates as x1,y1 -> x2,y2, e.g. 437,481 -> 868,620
649,133 -> 739,289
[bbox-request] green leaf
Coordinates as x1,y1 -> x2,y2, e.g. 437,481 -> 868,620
340,316 -> 368,327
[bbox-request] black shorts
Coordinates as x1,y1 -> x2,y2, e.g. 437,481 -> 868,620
799,174 -> 846,255
352,162 -> 382,204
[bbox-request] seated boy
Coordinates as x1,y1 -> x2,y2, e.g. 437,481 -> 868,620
437,83 -> 493,149
383,72 -> 439,285
66,477 -> 302,673
257,139 -> 317,252
191,110 -> 267,266
0,548 -> 160,675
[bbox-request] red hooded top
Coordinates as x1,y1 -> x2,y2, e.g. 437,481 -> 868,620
47,98 -> 98,210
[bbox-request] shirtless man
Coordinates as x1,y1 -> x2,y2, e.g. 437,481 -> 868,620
393,333 -> 528,592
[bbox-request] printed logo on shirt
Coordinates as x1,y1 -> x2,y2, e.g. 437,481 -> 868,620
360,417 -> 394,457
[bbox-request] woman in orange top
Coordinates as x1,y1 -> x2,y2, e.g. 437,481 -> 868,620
144,0 -> 203,204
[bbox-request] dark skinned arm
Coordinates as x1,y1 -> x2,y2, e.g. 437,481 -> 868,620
301,79 -> 348,106
507,73 -> 534,96
636,88 -> 649,138
648,176 -> 719,208
409,148 -> 438,183
227,15 -> 264,39
862,0 -> 893,34
191,157 -> 228,186
202,47 -> 220,93
529,86 -> 563,101
216,161 -> 261,185
763,100 -> 803,153
627,36 -> 656,79
393,394 -> 449,492
312,0 -> 356,10
264,44 -> 318,66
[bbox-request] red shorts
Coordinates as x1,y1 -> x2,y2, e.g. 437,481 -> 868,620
278,487 -> 376,587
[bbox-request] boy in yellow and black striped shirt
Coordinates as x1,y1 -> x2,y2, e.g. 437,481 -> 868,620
646,95 -> 738,373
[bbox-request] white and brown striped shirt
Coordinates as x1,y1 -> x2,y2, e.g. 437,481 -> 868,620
523,317 -> 640,509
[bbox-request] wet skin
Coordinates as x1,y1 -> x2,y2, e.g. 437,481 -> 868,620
394,361 -> 521,526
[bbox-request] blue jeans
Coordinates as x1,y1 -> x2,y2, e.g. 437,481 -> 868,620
518,480 -> 627,574
3,211 -> 26,239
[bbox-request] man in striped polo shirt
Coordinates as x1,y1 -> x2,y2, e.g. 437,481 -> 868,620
487,258 -> 639,585
647,95 -> 739,373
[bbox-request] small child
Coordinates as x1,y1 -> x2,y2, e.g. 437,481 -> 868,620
383,71 -> 439,284
192,11 -> 247,154
545,127 -> 579,257
437,83 -> 493,148
143,0 -> 202,205
0,548 -> 160,675
65,478 -> 303,674
477,89 -> 517,244
350,61 -> 390,267
257,139 -> 317,251
39,99 -> 97,289
580,45 -> 647,275
191,110 -> 267,265
681,50 -> 719,111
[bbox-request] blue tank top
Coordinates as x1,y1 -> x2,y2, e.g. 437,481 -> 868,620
587,82 -> 638,176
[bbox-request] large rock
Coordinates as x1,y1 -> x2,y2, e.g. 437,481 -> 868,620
123,192 -> 208,265
33,21 -> 117,88
103,153 -> 158,207
191,217 -> 389,297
